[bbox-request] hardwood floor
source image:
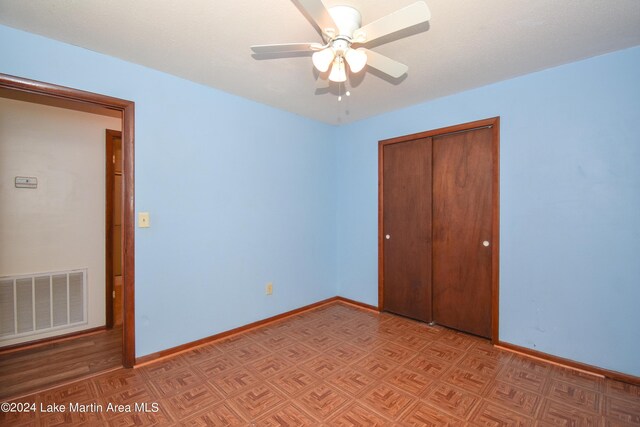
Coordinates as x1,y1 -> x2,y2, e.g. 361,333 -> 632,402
1,303 -> 639,425
0,327 -> 122,399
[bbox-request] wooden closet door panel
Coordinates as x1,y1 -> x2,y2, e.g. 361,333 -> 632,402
432,128 -> 493,338
382,138 -> 432,322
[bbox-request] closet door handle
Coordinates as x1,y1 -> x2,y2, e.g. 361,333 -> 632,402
385,234 -> 391,240
482,240 -> 490,247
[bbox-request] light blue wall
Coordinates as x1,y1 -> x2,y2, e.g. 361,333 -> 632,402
336,46 -> 640,376
3,23 -> 639,377
0,25 -> 339,357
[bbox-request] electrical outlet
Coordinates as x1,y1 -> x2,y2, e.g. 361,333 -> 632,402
265,282 -> 273,295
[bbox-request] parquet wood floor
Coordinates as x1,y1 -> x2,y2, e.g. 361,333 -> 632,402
0,327 -> 122,400
1,303 -> 639,425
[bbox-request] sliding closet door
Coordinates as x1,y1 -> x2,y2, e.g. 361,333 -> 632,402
432,128 -> 493,338
382,138 -> 433,322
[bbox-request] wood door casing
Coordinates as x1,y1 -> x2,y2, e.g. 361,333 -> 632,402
105,130 -> 123,328
382,138 -> 432,322
1,73 -> 135,367
432,128 -> 493,338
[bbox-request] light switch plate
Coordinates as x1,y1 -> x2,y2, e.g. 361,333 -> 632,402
138,212 -> 150,228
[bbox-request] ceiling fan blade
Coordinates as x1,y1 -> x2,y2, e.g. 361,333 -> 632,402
292,0 -> 339,37
363,49 -> 409,78
251,43 -> 322,54
353,1 -> 431,44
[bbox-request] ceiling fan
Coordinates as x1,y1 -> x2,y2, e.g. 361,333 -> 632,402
251,0 -> 431,85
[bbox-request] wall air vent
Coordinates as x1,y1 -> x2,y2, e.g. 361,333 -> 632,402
0,269 -> 87,342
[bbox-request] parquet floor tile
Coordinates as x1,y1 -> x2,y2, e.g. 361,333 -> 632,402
423,381 -> 482,419
106,405 -> 174,426
372,341 -> 416,364
164,382 -> 224,420
605,380 -> 640,402
385,367 -> 434,395
300,354 -> 342,378
254,334 -> 295,352
327,402 -> 392,426
326,367 -> 377,397
231,384 -> 287,420
93,368 -> 150,397
148,367 -> 204,398
38,382 -> 105,426
140,354 -> 187,375
404,352 -> 452,379
350,333 -> 383,350
469,400 -> 535,426
180,401 -> 247,426
301,334 -> 343,352
269,366 -> 319,397
603,395 -> 640,425
437,331 -> 478,351
180,342 -> 223,364
360,382 -> 417,419
227,342 -> 272,365
442,366 -> 493,395
255,402 -> 319,426
392,332 -> 433,351
356,353 -> 398,378
546,378 -> 601,413
2,301 -> 639,426
551,365 -> 605,392
509,355 -> 553,376
324,342 -> 366,363
537,398 -> 603,426
208,366 -> 263,397
496,365 -> 549,394
400,401 -> 466,426
278,342 -> 316,365
296,383 -> 350,418
193,353 -> 240,378
458,352 -> 503,377
471,340 -> 511,360
250,354 -> 293,378
486,381 -> 542,417
0,393 -> 39,426
38,408 -> 105,426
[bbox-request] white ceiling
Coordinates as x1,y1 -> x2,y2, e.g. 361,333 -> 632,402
1,1 -> 639,125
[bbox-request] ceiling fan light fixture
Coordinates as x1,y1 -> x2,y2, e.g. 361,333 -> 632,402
312,47 -> 335,73
328,56 -> 347,82
345,48 -> 367,73
251,1 -> 432,90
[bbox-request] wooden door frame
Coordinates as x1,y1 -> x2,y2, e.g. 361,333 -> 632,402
378,117 -> 500,343
0,73 -> 136,367
105,129 -> 122,329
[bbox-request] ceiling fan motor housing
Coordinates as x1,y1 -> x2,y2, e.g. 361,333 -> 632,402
328,6 -> 362,39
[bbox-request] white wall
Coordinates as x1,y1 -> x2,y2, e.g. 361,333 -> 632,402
0,97 -> 121,346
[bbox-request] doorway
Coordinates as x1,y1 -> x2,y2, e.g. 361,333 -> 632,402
0,73 -> 135,367
378,117 -> 499,341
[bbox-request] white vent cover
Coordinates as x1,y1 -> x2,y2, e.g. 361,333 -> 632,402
0,269 -> 87,341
